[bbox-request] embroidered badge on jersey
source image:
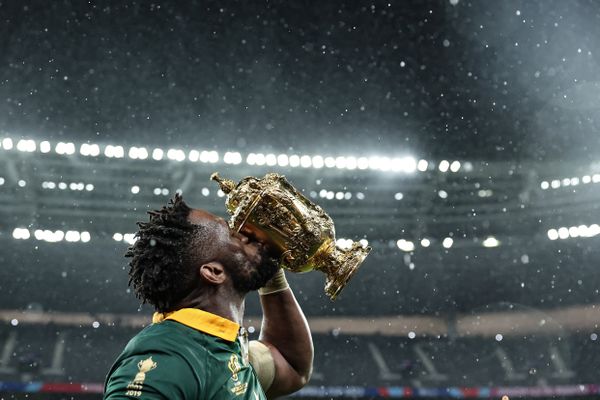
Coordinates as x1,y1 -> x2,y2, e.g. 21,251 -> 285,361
125,357 -> 157,397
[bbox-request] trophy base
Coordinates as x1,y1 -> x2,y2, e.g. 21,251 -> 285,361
322,243 -> 371,300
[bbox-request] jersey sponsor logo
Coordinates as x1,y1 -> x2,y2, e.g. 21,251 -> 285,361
125,356 -> 158,397
228,354 -> 248,396
228,354 -> 241,381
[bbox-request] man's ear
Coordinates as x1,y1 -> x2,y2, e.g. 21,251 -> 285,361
199,262 -> 226,285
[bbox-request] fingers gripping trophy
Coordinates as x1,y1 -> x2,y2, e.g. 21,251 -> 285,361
211,172 -> 371,299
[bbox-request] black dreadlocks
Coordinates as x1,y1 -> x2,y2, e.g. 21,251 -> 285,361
126,194 -> 208,313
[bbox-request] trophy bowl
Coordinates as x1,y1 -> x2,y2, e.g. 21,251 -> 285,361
211,172 -> 371,300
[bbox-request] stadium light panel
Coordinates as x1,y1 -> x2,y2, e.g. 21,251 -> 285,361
450,160 -> 461,172
265,153 -> 277,166
277,154 -> 289,167
417,159 -> 428,172
396,239 -> 415,252
152,148 -> 164,160
289,155 -> 300,167
40,141 -> 51,153
482,236 -> 500,248
547,229 -> 559,240
300,155 -> 312,168
442,237 -> 453,248
2,138 -> 14,150
438,160 -> 450,172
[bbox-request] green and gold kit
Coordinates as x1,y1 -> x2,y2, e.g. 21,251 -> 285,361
104,308 -> 267,400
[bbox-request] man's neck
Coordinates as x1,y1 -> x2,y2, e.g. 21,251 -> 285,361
176,288 -> 246,325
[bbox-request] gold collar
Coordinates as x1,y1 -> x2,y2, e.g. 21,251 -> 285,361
152,308 -> 240,342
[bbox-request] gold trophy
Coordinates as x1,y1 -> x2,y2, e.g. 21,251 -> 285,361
211,172 -> 371,300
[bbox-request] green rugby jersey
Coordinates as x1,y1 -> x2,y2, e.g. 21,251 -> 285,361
104,308 -> 267,400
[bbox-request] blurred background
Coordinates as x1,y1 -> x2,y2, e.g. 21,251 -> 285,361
1,0 -> 600,399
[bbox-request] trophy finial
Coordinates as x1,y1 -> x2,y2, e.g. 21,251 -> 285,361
210,172 -> 236,194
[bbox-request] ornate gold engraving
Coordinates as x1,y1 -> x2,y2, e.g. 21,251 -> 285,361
211,172 -> 371,299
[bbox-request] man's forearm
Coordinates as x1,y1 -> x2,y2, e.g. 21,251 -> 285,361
258,288 -> 313,382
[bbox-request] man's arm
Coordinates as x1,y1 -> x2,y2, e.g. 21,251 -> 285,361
254,270 -> 313,398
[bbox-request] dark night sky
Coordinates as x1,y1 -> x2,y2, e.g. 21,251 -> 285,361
2,0 -> 600,161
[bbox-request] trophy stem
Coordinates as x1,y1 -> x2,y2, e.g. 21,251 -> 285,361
311,241 -> 371,300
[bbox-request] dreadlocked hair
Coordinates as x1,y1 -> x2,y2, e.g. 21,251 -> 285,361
126,193 -> 202,313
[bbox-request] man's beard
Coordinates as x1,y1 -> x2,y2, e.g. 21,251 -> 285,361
227,249 -> 281,294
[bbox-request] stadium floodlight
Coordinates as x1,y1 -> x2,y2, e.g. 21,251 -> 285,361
324,156 -> 335,168
396,239 -> 415,252
188,149 -> 200,162
289,155 -> 300,167
167,148 -> 185,162
0,177 -> 4,185
568,226 -> 580,238
123,233 -> 136,245
547,229 -> 559,240
113,233 -> 123,241
450,160 -> 461,172
254,153 -> 266,166
482,236 -> 500,248
593,174 -> 600,183
246,153 -> 257,165
17,139 -> 36,152
438,190 -> 448,199
335,192 -> 344,200
40,141 -> 51,153
326,191 -> 334,200
131,185 -> 140,194
300,155 -> 312,168
540,181 -> 549,190
12,228 -> 30,240
335,238 -> 353,250
571,177 -> 580,186
2,138 -> 14,150
417,159 -> 429,172
344,192 -> 352,200
562,178 -> 571,187
438,160 -> 450,172
442,237 -> 453,248
402,157 -> 417,173
17,180 -> 26,187
346,156 -> 357,170
379,157 -> 391,171
394,192 -> 404,200
334,156 -> 346,169
357,157 -> 369,170
558,227 -> 569,239
356,192 -> 365,200
80,232 -> 91,243
207,151 -> 219,163
201,188 -> 210,197
265,153 -> 277,166
65,231 -> 80,242
420,238 -> 431,247
152,148 -> 164,160
359,239 -> 369,248
582,175 -> 592,184
224,152 -> 242,165
277,154 -> 289,167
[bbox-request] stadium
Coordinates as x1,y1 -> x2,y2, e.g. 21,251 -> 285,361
2,1 -> 600,399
